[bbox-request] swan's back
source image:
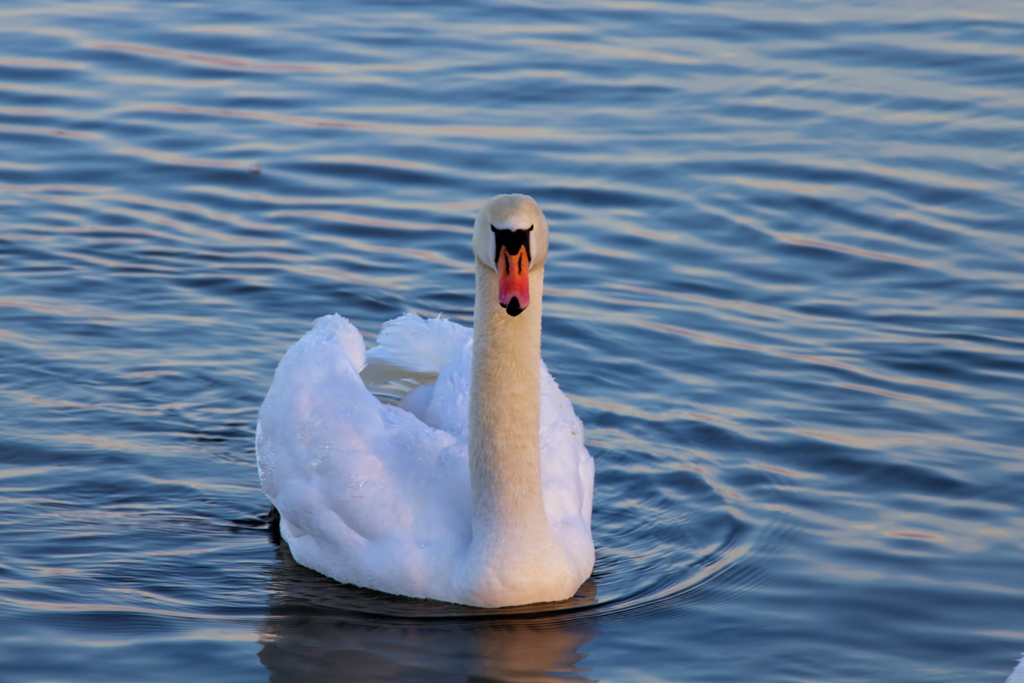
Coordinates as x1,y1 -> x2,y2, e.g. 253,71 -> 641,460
366,313 -> 593,544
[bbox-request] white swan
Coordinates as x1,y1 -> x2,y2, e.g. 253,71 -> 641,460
255,194 -> 595,607
1008,654 -> 1024,683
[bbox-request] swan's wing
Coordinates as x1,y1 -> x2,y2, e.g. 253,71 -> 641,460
539,362 -> 596,577
255,314 -> 471,600
365,312 -> 474,440
1008,654 -> 1024,683
366,313 -> 472,374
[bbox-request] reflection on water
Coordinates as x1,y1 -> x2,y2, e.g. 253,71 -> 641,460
259,547 -> 597,683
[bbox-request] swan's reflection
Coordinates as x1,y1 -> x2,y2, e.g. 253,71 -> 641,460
258,545 -> 599,683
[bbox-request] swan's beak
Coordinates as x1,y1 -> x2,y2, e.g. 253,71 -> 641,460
497,245 -> 530,317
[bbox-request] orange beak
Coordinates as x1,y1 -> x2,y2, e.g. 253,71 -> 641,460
497,244 -> 530,316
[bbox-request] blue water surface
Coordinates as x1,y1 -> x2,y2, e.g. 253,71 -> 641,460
1,1 -> 1023,681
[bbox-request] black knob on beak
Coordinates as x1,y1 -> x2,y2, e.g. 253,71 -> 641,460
504,297 -> 524,317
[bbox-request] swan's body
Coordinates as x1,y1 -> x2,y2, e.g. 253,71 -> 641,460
1008,654 -> 1024,683
256,195 -> 595,607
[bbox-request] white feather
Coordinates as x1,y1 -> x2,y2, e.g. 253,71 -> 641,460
1008,654 -> 1024,683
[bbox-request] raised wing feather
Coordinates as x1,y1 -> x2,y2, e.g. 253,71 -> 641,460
366,313 -> 472,374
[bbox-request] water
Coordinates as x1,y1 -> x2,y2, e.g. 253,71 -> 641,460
2,1 -> 1023,681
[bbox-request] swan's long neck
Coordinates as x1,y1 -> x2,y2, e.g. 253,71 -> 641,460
468,260 -> 549,541
458,196 -> 581,606
465,259 -> 575,606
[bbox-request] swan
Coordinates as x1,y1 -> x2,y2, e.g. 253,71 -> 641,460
255,194 -> 595,607
1009,654 -> 1024,683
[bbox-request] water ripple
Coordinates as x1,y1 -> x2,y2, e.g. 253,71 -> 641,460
1,1 -> 1023,681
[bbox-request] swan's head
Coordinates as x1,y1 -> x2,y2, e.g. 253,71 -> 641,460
472,194 -> 549,317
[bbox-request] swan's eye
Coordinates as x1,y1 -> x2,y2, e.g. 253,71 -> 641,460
491,225 -> 533,264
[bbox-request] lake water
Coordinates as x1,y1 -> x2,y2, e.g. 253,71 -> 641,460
2,1 -> 1023,681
